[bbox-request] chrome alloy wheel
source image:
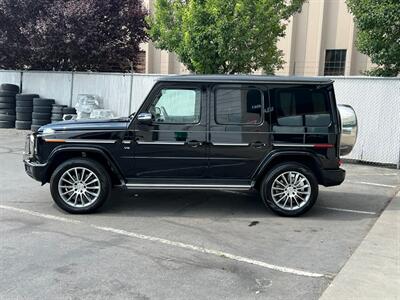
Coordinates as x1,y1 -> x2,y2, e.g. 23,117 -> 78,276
58,167 -> 101,208
271,171 -> 311,211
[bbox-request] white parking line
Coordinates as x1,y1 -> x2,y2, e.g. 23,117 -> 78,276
348,173 -> 399,176
319,206 -> 377,215
0,205 -> 82,224
346,181 -> 397,188
0,204 -> 326,279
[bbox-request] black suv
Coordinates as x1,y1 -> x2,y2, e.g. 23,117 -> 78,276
24,75 -> 357,216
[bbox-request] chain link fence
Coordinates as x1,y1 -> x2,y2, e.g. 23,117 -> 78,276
332,77 -> 400,168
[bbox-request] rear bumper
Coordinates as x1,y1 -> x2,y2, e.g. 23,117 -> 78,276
320,168 -> 346,187
24,159 -> 47,183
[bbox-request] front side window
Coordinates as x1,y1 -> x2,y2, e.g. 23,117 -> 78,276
149,88 -> 201,124
271,88 -> 331,127
215,88 -> 262,124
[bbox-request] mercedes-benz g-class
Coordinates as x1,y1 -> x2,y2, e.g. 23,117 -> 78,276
24,75 -> 357,216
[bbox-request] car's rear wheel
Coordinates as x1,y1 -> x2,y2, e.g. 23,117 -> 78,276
50,158 -> 111,214
260,163 -> 318,217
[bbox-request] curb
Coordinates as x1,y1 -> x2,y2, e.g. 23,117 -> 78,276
320,190 -> 400,300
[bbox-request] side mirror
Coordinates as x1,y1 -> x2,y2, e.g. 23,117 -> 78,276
137,112 -> 153,125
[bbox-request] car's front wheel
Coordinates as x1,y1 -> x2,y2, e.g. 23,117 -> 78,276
50,158 -> 111,214
260,163 -> 318,217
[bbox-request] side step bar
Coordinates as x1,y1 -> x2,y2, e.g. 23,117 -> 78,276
125,183 -> 252,190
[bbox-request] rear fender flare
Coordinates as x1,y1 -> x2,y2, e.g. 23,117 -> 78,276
252,150 -> 323,183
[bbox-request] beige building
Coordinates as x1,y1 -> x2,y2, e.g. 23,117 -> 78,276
140,0 -> 372,76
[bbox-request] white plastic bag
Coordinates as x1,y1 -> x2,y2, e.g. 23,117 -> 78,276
75,94 -> 101,119
90,109 -> 115,119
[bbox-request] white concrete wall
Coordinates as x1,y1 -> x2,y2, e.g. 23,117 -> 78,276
22,71 -> 72,105
0,71 -> 21,88
72,72 -> 132,116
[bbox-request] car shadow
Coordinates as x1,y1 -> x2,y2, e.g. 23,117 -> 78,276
97,188 -> 389,221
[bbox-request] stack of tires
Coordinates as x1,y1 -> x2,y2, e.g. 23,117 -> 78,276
0,83 -> 19,129
15,94 -> 39,130
31,98 -> 55,131
51,104 -> 67,123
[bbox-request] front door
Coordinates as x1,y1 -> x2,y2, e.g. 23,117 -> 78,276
208,84 -> 272,184
131,84 -> 207,181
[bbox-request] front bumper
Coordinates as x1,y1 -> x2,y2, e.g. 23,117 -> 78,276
24,159 -> 47,183
320,168 -> 346,187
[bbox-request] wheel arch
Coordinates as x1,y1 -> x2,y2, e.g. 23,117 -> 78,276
43,146 -> 124,185
252,151 -> 323,189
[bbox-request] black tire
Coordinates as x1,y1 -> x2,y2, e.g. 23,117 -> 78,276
16,107 -> 33,113
15,120 -> 32,130
16,94 -> 39,101
0,120 -> 14,128
0,84 -> 19,93
16,101 -> 33,107
33,105 -> 52,113
50,158 -> 111,214
0,103 -> 14,109
0,91 -> 17,97
33,98 -> 55,106
16,112 -> 32,121
0,114 -> 16,122
52,104 -> 66,109
62,107 -> 76,114
31,125 -> 42,132
0,96 -> 15,103
0,109 -> 15,115
260,162 -> 318,217
52,108 -> 65,114
32,112 -> 51,119
52,113 -> 63,119
32,119 -> 50,126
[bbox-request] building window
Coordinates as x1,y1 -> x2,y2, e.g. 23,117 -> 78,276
324,50 -> 346,76
135,51 -> 146,73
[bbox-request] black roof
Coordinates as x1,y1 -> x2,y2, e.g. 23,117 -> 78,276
158,74 -> 333,85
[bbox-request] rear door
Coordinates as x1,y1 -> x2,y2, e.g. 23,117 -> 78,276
208,84 -> 272,184
268,84 -> 337,167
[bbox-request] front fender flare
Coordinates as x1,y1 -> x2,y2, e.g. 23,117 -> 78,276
43,145 -> 124,184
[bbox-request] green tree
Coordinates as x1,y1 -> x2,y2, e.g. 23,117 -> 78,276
148,0 -> 305,74
346,0 -> 400,77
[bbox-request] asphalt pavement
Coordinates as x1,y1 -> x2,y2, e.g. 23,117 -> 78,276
1,128 -> 399,300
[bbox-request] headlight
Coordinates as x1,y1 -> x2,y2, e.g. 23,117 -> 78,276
30,134 -> 35,155
25,134 -> 36,158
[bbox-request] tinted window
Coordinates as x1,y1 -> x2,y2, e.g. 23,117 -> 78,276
215,88 -> 262,124
271,88 -> 331,127
150,88 -> 201,124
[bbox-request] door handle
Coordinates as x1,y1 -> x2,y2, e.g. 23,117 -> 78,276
251,141 -> 266,148
186,140 -> 202,148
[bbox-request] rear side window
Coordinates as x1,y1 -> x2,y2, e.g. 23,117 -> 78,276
271,88 -> 331,127
215,88 -> 262,124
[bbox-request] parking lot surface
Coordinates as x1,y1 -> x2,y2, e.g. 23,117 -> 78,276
1,129 -> 399,300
